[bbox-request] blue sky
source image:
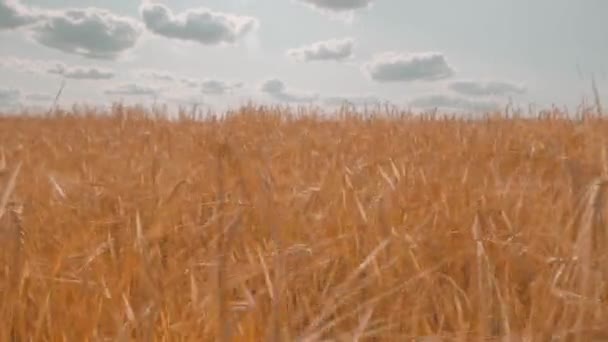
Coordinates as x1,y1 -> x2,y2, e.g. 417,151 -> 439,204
1,0 -> 607,113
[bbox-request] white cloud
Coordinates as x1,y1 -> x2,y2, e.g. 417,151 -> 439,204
0,88 -> 21,106
140,2 -> 259,45
1,2 -> 141,58
29,7 -> 142,60
47,63 -> 114,80
287,38 -> 354,62
448,80 -> 526,97
162,94 -> 210,111
260,79 -> 285,94
181,78 -> 200,88
201,79 -> 243,95
259,78 -> 318,103
25,92 -> 54,102
409,94 -> 499,112
297,0 -> 374,12
104,83 -> 160,97
0,57 -> 40,73
0,57 -> 115,80
0,0 -> 38,30
137,69 -> 177,82
323,94 -> 383,107
364,52 -> 455,82
135,69 -> 243,95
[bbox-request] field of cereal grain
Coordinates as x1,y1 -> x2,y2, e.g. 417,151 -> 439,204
2,106 -> 608,340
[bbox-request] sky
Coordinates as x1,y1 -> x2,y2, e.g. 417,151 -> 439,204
1,0 -> 607,114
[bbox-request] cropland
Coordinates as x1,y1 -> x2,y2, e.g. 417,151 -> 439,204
1,105 -> 608,341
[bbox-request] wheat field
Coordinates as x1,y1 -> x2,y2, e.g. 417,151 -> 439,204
1,105 -> 608,341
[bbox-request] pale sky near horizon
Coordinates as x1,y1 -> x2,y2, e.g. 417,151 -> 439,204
1,0 -> 607,114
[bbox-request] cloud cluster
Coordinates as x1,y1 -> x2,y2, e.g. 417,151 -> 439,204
25,92 -> 54,102
297,0 -> 374,12
0,57 -> 39,73
201,79 -> 243,95
4,1 -> 260,59
3,1 -> 261,60
0,0 -> 38,30
104,83 -> 159,97
0,88 -> 21,105
29,8 -> 142,60
260,79 -> 318,103
136,69 -> 244,95
322,94 -> 383,107
365,52 -> 454,82
287,38 -> 354,62
409,94 -> 499,112
1,1 -> 530,112
1,1 -> 142,59
137,69 -> 177,82
181,78 -> 200,88
47,63 -> 114,80
140,2 -> 258,45
0,57 -> 115,80
448,80 -> 526,97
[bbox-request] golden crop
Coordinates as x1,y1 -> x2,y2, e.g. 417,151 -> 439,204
1,105 -> 608,341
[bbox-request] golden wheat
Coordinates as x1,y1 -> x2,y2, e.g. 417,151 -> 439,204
1,105 -> 608,341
